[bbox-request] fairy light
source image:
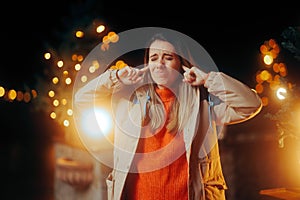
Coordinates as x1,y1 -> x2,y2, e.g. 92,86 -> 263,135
255,38 -> 292,106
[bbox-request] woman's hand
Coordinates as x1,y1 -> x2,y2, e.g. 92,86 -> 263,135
117,65 -> 149,85
182,65 -> 209,86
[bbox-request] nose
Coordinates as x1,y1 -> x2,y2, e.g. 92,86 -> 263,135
159,57 -> 165,65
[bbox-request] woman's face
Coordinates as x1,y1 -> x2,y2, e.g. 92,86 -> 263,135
148,39 -> 181,88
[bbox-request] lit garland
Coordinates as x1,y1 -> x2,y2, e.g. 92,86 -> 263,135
0,84 -> 38,103
34,20 -> 128,135
254,38 -> 293,107
255,28 -> 300,148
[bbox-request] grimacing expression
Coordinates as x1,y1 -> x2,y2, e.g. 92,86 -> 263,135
148,40 -> 181,88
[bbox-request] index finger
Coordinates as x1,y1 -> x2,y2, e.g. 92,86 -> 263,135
139,65 -> 149,72
182,65 -> 190,71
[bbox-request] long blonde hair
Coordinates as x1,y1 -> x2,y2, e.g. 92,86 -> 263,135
142,33 -> 199,133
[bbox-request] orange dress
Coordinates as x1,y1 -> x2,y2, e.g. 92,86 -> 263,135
121,87 -> 188,200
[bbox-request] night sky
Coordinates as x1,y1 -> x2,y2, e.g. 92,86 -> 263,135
1,1 -> 300,199
1,3 -> 300,88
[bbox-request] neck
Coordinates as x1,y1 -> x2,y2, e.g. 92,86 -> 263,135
156,76 -> 181,90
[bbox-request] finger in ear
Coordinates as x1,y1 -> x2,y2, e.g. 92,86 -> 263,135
182,65 -> 189,71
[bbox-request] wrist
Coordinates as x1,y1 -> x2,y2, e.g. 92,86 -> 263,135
204,72 -> 210,82
109,69 -> 120,86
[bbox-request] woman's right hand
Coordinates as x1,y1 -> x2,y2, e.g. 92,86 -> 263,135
117,65 -> 149,85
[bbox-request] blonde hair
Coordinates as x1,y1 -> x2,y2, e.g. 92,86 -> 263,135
143,75 -> 197,133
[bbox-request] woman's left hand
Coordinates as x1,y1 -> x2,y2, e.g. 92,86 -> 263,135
182,65 -> 208,86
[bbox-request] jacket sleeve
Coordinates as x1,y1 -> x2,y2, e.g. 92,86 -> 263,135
204,71 -> 262,125
73,69 -> 123,111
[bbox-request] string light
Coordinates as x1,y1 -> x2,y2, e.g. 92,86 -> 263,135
255,38 -> 292,106
33,20 -> 127,131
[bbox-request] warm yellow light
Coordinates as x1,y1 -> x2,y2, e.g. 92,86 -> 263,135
261,96 -> 269,106
260,44 -> 268,54
81,75 -> 88,83
50,112 -> 57,119
101,43 -> 109,51
260,70 -> 271,81
268,39 -> 277,47
61,98 -> 67,105
102,35 -> 110,44
8,89 -> 17,100
273,63 -> 279,73
65,77 -> 72,85
89,65 -> 96,73
63,119 -> 70,127
75,30 -> 84,38
31,89 -> 38,98
72,54 -> 78,61
75,63 -> 81,71
23,92 -> 31,103
92,60 -> 100,69
63,70 -> 69,76
279,63 -> 287,77
44,52 -> 51,60
255,84 -> 264,94
80,107 -> 113,138
67,109 -> 73,116
116,60 -> 127,69
57,60 -> 64,68
52,77 -> 59,84
16,91 -> 23,101
276,87 -> 287,100
108,31 -> 119,43
48,90 -> 55,97
263,54 -> 273,65
0,86 -> 5,97
96,25 -> 105,33
255,73 -> 263,84
77,55 -> 84,62
53,99 -> 59,107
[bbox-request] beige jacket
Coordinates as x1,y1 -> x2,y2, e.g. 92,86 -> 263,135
74,69 -> 262,200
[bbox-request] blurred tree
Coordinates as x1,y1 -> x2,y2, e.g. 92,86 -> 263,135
281,26 -> 300,61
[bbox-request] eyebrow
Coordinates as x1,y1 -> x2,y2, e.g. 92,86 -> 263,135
149,52 -> 174,58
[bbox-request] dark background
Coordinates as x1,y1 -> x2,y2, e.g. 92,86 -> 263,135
1,1 -> 300,200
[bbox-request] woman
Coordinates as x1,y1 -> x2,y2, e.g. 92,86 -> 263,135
74,32 -> 262,200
